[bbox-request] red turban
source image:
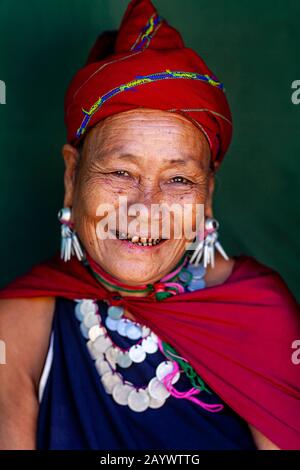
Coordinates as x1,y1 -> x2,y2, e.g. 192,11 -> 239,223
64,0 -> 233,166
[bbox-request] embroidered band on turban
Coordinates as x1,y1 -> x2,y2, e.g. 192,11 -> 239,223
64,0 -> 233,166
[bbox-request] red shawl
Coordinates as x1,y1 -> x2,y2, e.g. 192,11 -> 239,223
0,252 -> 299,450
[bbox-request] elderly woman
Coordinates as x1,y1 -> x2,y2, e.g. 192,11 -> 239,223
0,0 -> 299,451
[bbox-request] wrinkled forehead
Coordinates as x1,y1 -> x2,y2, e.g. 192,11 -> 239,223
80,108 -> 212,167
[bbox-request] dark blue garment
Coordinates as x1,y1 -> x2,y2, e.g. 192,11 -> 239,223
37,296 -> 257,450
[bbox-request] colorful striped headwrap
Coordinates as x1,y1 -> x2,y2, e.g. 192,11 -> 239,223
64,0 -> 232,166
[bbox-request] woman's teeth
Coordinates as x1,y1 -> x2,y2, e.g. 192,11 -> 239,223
116,230 -> 163,246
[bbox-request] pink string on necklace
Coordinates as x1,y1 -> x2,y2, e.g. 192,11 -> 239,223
157,338 -> 224,412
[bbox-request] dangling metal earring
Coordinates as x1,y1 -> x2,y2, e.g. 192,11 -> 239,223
189,217 -> 229,268
58,207 -> 85,262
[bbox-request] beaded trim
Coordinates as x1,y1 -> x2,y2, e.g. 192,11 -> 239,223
74,258 -> 225,413
167,107 -> 232,126
131,13 -> 163,52
75,298 -> 223,413
76,70 -> 224,138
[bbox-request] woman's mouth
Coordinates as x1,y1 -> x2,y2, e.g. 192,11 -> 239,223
112,230 -> 168,248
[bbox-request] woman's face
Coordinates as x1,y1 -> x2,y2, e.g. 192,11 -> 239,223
63,108 -> 215,285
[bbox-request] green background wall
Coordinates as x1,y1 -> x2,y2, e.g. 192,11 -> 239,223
0,0 -> 299,301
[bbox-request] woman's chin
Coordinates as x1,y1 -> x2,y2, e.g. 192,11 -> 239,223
103,261 -> 161,286
96,238 -> 183,285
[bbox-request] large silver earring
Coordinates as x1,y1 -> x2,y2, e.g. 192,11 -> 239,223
189,217 -> 229,268
58,207 -> 85,262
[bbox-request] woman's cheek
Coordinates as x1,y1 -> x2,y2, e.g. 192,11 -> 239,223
178,188 -> 207,239
74,181 -> 117,220
73,185 -> 127,245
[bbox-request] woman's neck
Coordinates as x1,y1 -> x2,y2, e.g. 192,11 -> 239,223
100,282 -> 152,298
83,251 -> 190,299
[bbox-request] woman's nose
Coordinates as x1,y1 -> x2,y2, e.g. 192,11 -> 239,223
125,185 -> 163,233
128,179 -> 162,207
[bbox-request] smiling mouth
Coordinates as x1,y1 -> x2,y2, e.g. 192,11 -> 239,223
113,230 -> 168,247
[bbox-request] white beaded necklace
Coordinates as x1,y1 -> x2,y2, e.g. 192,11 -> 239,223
75,299 -> 181,412
75,261 -> 207,412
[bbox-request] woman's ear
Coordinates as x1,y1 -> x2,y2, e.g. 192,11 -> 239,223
61,144 -> 80,207
205,174 -> 215,219
205,160 -> 219,219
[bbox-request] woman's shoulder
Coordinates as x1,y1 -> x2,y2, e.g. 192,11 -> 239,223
230,253 -> 299,311
0,297 -> 56,448
0,296 -> 56,389
0,296 -> 56,325
231,253 -> 287,281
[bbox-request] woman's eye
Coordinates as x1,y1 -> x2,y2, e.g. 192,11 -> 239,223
112,170 -> 130,177
169,176 -> 192,185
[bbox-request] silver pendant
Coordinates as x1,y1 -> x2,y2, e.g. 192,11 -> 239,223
74,299 -> 188,413
128,389 -> 150,412
95,358 -> 111,376
107,305 -> 124,320
116,351 -> 133,368
60,224 -> 72,262
187,279 -> 206,292
129,344 -> 146,363
189,239 -> 204,265
178,270 -> 191,283
105,316 -> 119,331
141,336 -> 158,354
59,218 -> 85,262
203,233 -> 217,268
101,371 -> 122,394
189,217 -> 229,268
142,326 -> 151,338
88,324 -> 105,342
86,340 -> 104,361
151,331 -> 158,343
125,323 -> 142,340
83,312 -> 99,329
75,303 -> 85,321
105,346 -> 119,368
79,300 -> 98,316
148,395 -> 166,409
117,318 -> 130,336
80,322 -> 90,339
71,231 -> 85,261
215,240 -> 229,261
112,382 -> 134,406
156,361 -> 180,384
93,335 -> 112,354
186,263 -> 206,279
148,377 -> 170,401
